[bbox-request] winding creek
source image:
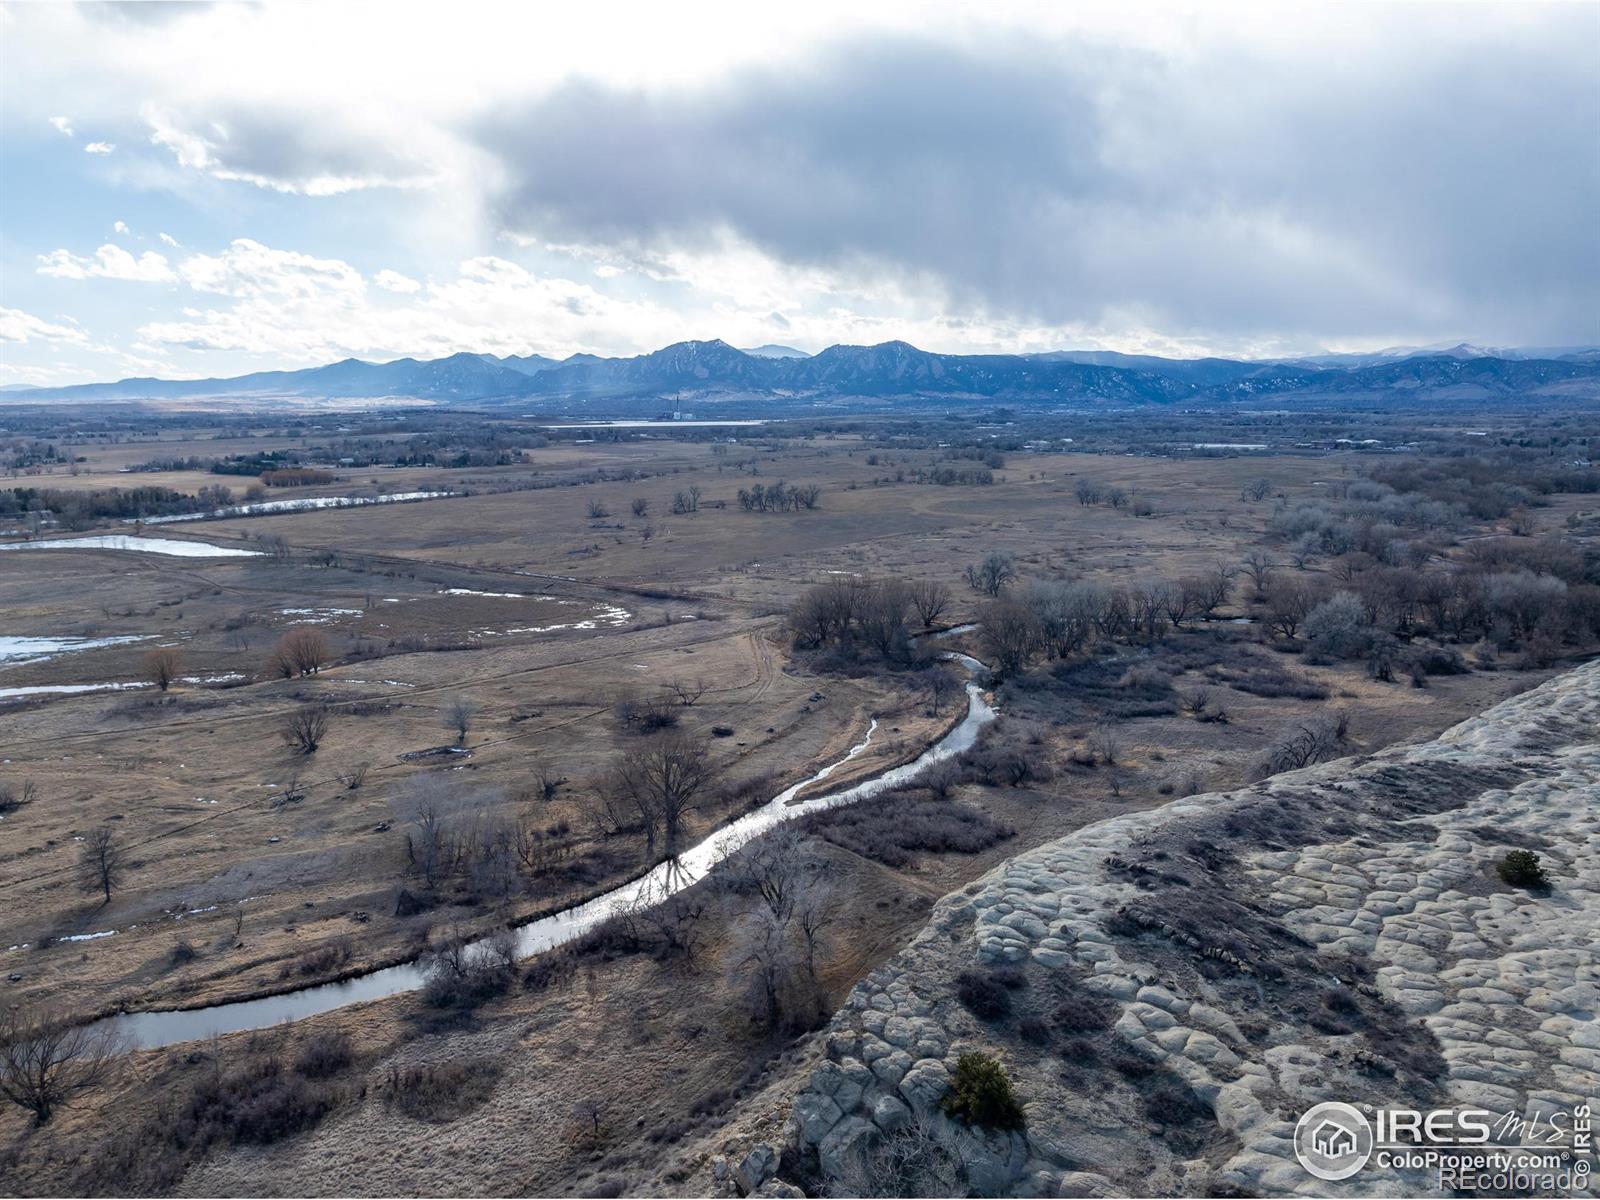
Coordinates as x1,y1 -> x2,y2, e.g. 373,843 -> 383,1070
98,666 -> 995,1050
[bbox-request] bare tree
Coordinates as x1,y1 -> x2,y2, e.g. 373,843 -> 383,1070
281,705 -> 330,755
609,732 -> 713,859
572,1096 -> 610,1141
0,778 -> 38,816
334,761 -> 370,790
268,628 -> 330,678
630,497 -> 650,518
668,677 -> 706,707
980,598 -> 1040,676
143,646 -> 183,692
1242,551 -> 1275,603
0,1008 -> 125,1125
1088,722 -> 1123,766
924,663 -> 961,717
965,552 -> 1016,597
528,760 -> 566,802
1241,477 -> 1272,502
586,498 -> 610,519
443,695 -> 478,745
78,825 -> 123,905
907,579 -> 950,628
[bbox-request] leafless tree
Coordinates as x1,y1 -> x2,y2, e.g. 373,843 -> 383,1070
572,1096 -> 610,1141
1266,577 -> 1319,639
398,776 -> 468,893
965,552 -> 1016,597
726,908 -> 794,1030
0,1008 -> 126,1124
528,760 -> 566,802
980,598 -> 1040,676
1088,722 -> 1123,766
0,778 -> 38,816
281,705 -> 330,755
1241,477 -> 1272,502
78,825 -> 123,905
630,497 -> 650,518
143,646 -> 183,692
608,732 -> 713,859
268,628 -> 330,678
586,498 -> 610,519
334,762 -> 370,790
443,695 -> 478,744
907,579 -> 950,628
1242,551 -> 1276,602
924,664 -> 961,716
668,677 -> 706,706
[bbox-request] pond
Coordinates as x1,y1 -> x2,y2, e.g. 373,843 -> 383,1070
0,536 -> 262,557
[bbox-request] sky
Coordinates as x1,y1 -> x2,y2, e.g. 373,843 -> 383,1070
1,1 -> 1597,387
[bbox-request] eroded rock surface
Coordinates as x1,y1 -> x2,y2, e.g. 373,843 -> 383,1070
775,662 -> 1599,1196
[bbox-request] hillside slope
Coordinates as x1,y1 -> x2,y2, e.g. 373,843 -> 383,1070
731,661 -> 1599,1197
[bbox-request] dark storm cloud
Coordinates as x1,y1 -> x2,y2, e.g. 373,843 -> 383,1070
476,22 -> 1600,345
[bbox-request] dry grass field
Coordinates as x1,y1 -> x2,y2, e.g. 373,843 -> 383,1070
1,409 -> 1594,1195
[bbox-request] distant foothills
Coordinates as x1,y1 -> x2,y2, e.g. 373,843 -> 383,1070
7,338 -> 1599,408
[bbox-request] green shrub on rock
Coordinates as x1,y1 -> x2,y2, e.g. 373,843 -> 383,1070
1497,849 -> 1550,889
942,1051 -> 1026,1131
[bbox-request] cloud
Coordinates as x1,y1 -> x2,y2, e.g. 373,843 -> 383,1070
49,115 -> 75,137
143,103 -> 441,196
374,269 -> 421,294
475,23 -> 1600,347
83,141 -> 116,154
172,239 -> 368,307
0,307 -> 90,345
37,243 -> 176,283
158,232 -> 180,247
113,220 -> 130,234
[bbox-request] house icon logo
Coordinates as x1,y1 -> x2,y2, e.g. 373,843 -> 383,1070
1294,1102 -> 1374,1181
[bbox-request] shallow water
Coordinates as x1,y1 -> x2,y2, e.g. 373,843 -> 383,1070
0,634 -> 148,665
140,491 -> 454,524
100,681 -> 995,1049
0,535 -> 261,557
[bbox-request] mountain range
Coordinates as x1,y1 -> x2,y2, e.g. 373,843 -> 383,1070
7,339 -> 1598,408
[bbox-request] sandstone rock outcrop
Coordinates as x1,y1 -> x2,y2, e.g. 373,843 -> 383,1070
776,662 -> 1599,1196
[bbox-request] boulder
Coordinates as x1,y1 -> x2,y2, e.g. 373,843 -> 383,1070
735,1144 -> 779,1196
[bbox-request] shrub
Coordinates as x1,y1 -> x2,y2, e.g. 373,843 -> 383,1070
1497,849 -> 1550,889
1051,993 -> 1116,1034
955,970 -> 1011,1020
942,1052 -> 1026,1131
802,793 -> 1012,869
381,1059 -> 502,1123
293,1031 -> 353,1079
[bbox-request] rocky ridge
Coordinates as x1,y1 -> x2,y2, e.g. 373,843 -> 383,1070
760,661 -> 1599,1197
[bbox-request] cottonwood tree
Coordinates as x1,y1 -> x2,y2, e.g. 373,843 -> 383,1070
78,825 -> 123,904
965,552 -> 1016,597
608,731 -> 713,859
143,646 -> 183,692
268,628 -> 330,678
980,598 -> 1040,676
281,705 -> 330,755
443,695 -> 478,744
924,663 -> 961,716
1242,551 -> 1276,602
0,1008 -> 126,1125
907,579 -> 950,628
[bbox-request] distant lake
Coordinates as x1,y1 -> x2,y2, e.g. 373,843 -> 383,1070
538,419 -> 769,428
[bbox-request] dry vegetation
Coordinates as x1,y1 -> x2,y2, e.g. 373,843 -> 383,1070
1,400 -> 1595,1195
